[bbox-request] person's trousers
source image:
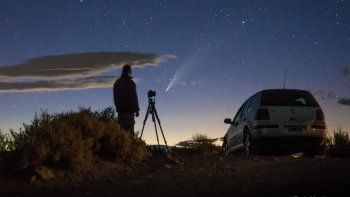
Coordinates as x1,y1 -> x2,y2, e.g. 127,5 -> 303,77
117,112 -> 135,134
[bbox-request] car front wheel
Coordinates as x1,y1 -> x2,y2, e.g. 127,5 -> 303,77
244,134 -> 252,156
304,144 -> 326,158
222,138 -> 229,154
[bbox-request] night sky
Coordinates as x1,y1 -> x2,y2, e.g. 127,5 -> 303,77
0,0 -> 349,145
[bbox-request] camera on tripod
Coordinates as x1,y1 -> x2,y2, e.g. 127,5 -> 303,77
140,89 -> 169,152
148,90 -> 156,99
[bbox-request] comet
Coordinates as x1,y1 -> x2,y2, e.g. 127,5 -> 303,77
165,55 -> 200,93
165,75 -> 177,92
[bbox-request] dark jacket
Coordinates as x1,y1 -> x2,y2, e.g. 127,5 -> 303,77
113,75 -> 140,113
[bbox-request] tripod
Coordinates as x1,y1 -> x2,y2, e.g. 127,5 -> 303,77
140,96 -> 169,152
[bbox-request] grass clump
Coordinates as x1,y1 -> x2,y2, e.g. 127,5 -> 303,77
0,131 -> 14,152
328,128 -> 350,158
10,107 -> 149,172
191,133 -> 220,154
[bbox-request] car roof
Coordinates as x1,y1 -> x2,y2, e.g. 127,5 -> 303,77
256,89 -> 310,95
261,88 -> 309,92
244,89 -> 314,103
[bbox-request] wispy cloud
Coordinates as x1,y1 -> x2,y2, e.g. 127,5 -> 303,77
0,52 -> 174,80
0,76 -> 116,93
0,52 -> 174,92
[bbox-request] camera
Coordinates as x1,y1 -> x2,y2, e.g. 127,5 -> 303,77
148,90 -> 156,98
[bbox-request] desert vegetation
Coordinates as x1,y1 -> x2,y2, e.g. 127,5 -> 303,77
327,128 -> 350,158
172,133 -> 220,155
1,107 -> 150,173
0,130 -> 14,152
190,133 -> 220,154
1,112 -> 350,196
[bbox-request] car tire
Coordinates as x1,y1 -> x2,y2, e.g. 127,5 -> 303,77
304,147 -> 317,158
318,143 -> 328,158
222,138 -> 228,153
244,133 -> 259,156
317,143 -> 327,158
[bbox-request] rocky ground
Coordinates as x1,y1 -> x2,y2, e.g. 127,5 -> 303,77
1,152 -> 350,197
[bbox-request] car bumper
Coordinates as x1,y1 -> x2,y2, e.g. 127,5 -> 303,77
251,125 -> 327,139
253,136 -> 325,145
251,136 -> 325,154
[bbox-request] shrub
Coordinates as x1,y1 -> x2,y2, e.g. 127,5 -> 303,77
10,107 -> 149,172
191,133 -> 219,154
10,111 -> 94,172
96,107 -> 150,163
0,130 -> 14,151
95,107 -> 116,122
0,131 -> 6,151
328,128 -> 350,158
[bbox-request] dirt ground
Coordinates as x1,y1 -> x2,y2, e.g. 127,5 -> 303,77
1,152 -> 350,197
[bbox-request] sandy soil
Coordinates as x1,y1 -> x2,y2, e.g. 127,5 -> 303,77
1,152 -> 350,197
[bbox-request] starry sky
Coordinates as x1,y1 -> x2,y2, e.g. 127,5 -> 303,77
0,0 -> 350,145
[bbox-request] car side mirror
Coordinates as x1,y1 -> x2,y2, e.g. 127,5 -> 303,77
224,118 -> 233,124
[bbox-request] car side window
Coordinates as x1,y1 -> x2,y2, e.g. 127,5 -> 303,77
233,102 -> 246,123
243,97 -> 253,118
246,94 -> 259,119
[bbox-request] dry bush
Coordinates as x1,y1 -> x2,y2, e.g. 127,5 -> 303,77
0,130 -> 14,152
10,107 -> 149,172
328,128 -> 350,158
0,130 -> 6,151
191,133 -> 220,154
10,111 -> 94,172
96,107 -> 150,163
99,121 -> 150,163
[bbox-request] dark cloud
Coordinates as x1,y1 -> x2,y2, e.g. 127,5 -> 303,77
338,98 -> 350,106
314,90 -> 324,95
327,92 -> 336,100
314,91 -> 336,100
0,76 -> 119,93
0,52 -> 174,80
342,67 -> 349,77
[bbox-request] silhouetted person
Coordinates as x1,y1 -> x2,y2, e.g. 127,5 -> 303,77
113,65 -> 140,134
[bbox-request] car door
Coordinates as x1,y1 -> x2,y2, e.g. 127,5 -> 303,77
244,93 -> 260,131
227,102 -> 246,150
235,98 -> 253,146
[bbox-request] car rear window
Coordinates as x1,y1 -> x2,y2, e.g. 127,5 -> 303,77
261,90 -> 319,107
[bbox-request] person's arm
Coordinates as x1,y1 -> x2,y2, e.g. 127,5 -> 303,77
135,91 -> 140,117
131,81 -> 140,114
113,82 -> 119,112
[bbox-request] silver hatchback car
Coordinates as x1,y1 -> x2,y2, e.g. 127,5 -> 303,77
222,89 -> 327,157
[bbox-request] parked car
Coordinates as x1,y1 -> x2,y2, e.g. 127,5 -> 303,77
222,89 -> 327,157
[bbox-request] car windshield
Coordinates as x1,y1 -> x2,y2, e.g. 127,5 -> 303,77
261,90 -> 319,107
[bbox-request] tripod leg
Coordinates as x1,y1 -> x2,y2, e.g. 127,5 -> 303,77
151,112 -> 161,150
153,106 -> 170,152
140,104 -> 151,139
